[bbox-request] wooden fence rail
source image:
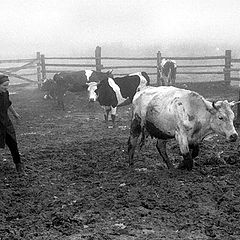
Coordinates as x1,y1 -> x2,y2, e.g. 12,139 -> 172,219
0,54 -> 40,84
40,47 -> 235,86
0,48 -> 240,87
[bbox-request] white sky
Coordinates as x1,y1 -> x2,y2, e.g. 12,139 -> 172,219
1,0 -> 240,57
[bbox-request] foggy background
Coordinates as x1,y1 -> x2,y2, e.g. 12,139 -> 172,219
1,0 -> 240,59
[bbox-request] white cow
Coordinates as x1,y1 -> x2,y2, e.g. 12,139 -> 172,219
128,86 -> 238,170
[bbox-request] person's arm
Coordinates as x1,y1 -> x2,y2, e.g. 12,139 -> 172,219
8,105 -> 21,120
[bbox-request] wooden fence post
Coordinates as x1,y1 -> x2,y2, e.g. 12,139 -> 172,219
40,54 -> 46,80
95,46 -> 102,71
36,52 -> 41,89
224,50 -> 231,85
235,88 -> 240,127
157,51 -> 162,86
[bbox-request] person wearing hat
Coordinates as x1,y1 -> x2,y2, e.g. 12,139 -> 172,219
0,75 -> 25,174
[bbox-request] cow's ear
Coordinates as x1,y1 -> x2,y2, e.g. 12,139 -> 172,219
107,69 -> 113,76
212,101 -> 222,110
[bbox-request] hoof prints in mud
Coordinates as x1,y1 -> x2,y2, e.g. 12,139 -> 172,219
2,138 -> 240,239
1,85 -> 240,240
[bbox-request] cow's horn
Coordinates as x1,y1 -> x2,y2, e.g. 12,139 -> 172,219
203,98 -> 214,110
229,101 -> 240,106
212,101 -> 222,110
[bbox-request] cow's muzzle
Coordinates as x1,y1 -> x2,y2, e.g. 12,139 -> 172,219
229,133 -> 238,142
89,98 -> 95,103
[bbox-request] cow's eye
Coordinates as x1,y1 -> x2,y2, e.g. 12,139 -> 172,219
218,116 -> 224,120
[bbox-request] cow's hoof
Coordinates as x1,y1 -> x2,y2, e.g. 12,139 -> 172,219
167,165 -> 174,170
177,162 -> 193,171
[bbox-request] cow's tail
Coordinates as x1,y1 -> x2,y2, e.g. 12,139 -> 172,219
141,72 -> 150,86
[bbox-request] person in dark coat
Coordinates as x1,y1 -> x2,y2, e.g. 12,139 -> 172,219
0,75 -> 25,174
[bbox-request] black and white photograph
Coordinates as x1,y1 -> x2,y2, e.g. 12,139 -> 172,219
1,0 -> 240,239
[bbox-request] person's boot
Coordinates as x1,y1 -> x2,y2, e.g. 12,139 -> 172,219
15,162 -> 26,175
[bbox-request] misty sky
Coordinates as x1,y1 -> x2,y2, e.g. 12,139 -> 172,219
1,0 -> 240,57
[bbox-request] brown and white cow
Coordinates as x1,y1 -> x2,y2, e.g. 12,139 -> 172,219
41,70 -> 113,110
160,59 -> 177,86
128,86 -> 238,170
87,72 -> 150,125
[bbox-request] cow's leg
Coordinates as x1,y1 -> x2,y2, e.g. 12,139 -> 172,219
56,99 -> 64,110
167,68 -> 172,86
60,101 -> 65,111
111,114 -> 116,124
128,115 -> 141,166
175,132 -> 193,170
178,152 -> 193,171
159,71 -> 165,86
139,127 -> 146,149
172,74 -> 176,85
161,77 -> 165,86
56,92 -> 65,110
156,139 -> 174,169
103,106 -> 111,122
110,107 -> 117,126
189,143 -> 199,159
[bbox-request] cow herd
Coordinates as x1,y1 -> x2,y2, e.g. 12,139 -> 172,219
41,60 -> 239,170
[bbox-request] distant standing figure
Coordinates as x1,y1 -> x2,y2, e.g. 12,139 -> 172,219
0,75 -> 25,174
160,59 -> 177,86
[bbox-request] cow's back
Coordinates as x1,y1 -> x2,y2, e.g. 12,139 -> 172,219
132,86 -> 161,121
128,72 -> 150,91
59,71 -> 90,91
63,71 -> 87,86
134,86 -> 207,128
144,87 -> 208,138
114,75 -> 142,101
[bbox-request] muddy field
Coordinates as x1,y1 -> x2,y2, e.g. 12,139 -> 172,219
1,81 -> 240,240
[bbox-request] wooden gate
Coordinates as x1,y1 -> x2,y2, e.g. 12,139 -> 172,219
0,52 -> 41,87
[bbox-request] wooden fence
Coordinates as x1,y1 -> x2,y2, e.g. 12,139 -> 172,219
39,47 -> 240,86
1,47 -> 240,87
0,52 -> 41,84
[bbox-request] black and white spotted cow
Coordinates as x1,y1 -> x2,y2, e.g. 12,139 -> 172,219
87,72 -> 150,124
41,70 -> 113,110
